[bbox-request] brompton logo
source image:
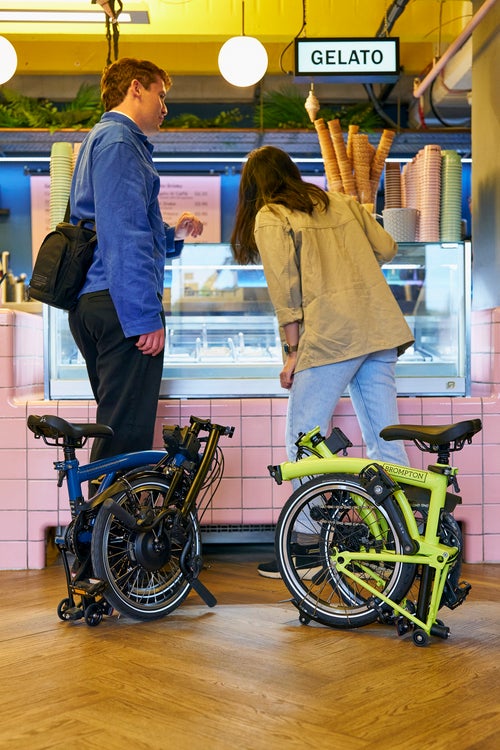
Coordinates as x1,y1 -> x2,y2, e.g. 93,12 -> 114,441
383,464 -> 428,483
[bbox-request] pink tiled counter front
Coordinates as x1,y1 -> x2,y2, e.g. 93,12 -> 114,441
1,306 -> 500,569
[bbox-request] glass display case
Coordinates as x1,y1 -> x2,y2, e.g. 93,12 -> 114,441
45,241 -> 471,399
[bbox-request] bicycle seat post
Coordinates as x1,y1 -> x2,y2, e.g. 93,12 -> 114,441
55,438 -> 84,516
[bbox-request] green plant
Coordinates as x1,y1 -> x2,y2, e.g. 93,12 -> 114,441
0,83 -> 382,132
163,108 -> 243,129
0,83 -> 102,130
254,85 -> 383,130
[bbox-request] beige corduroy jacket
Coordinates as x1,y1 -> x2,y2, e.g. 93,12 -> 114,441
254,191 -> 414,374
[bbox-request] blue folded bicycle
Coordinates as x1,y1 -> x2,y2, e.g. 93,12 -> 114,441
28,414 -> 234,626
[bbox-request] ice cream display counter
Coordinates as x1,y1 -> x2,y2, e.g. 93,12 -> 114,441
45,240 -> 471,399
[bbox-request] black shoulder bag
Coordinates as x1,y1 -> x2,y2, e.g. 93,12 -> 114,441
28,201 -> 97,311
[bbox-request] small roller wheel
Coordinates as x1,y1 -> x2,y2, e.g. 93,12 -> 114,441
299,611 -> 311,625
57,598 -> 72,621
396,617 -> 410,636
84,603 -> 103,627
413,629 -> 430,647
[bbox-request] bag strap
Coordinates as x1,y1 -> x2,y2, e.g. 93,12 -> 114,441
62,198 -> 96,233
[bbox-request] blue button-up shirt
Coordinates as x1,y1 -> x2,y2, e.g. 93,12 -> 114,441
70,111 -> 182,337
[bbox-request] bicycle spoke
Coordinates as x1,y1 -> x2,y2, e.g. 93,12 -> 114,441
275,474 -> 417,629
91,475 -> 201,619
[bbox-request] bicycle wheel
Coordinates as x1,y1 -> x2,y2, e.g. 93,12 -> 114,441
275,473 -> 417,629
91,473 -> 201,620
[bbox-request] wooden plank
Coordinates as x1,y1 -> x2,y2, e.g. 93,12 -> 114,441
0,548 -> 498,750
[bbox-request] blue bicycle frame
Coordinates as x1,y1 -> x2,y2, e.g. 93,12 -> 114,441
57,449 -> 167,516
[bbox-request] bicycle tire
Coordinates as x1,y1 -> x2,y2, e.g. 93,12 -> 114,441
275,473 -> 417,629
91,473 -> 201,620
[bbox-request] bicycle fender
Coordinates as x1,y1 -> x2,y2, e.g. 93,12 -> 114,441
360,463 -> 419,555
88,470 -> 166,510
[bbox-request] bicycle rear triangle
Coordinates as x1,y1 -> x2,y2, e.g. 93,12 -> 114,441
27,414 -> 234,626
268,418 -> 481,646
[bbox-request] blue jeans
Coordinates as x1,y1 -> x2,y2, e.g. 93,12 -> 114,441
286,348 -> 409,466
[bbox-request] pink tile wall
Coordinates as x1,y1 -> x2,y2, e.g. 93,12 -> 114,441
470,308 -> 500,395
0,307 -> 499,568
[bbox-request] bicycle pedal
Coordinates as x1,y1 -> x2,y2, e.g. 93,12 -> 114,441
368,597 -> 395,624
63,606 -> 85,621
445,579 -> 472,609
71,579 -> 107,597
396,616 -> 411,637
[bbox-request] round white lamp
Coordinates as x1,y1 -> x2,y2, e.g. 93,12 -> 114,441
0,37 -> 17,85
218,35 -> 268,87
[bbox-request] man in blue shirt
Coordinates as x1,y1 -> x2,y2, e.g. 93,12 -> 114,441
69,58 -> 203,462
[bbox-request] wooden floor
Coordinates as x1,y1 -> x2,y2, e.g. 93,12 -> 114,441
0,544 -> 499,750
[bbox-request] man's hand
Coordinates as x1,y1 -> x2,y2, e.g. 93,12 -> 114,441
174,212 -> 204,240
135,328 -> 165,357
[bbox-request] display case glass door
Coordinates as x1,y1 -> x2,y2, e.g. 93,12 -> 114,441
45,241 -> 471,399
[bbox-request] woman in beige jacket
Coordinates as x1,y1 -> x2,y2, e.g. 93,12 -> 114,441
231,145 -> 414,577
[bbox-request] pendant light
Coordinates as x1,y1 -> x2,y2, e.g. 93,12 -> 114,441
218,1 -> 268,87
0,36 -> 17,85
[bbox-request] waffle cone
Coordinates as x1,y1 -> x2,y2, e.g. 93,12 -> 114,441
328,119 -> 357,197
346,124 -> 359,166
370,129 -> 395,203
314,119 -> 343,192
352,134 -> 373,204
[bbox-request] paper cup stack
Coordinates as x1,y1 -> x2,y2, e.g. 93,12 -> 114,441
401,161 -> 418,210
416,145 -> 442,241
440,150 -> 462,242
384,162 -> 402,208
383,207 -> 418,242
49,141 -> 74,230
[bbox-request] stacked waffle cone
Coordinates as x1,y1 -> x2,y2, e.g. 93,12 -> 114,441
328,119 -> 357,197
313,119 -> 343,193
313,117 -> 395,208
352,133 -> 376,205
370,129 -> 396,203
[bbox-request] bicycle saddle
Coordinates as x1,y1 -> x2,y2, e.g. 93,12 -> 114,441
28,414 -> 113,441
380,419 -> 482,447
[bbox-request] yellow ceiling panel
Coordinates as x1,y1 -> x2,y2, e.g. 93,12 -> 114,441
0,0 -> 473,76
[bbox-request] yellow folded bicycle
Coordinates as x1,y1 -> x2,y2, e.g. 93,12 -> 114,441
268,419 -> 482,646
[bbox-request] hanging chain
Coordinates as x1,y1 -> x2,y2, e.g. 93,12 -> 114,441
383,0 -> 390,38
92,0 -> 123,66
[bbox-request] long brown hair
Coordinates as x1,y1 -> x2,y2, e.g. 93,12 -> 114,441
230,145 -> 329,264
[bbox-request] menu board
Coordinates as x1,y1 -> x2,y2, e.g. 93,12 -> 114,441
159,175 -> 221,243
30,173 -> 222,262
30,175 -> 52,264
305,175 -> 327,189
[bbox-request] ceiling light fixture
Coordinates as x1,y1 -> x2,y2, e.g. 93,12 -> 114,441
0,9 -> 148,23
93,0 -> 119,23
218,1 -> 268,88
0,36 -> 17,84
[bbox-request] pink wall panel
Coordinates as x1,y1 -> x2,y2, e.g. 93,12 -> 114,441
0,307 -> 500,569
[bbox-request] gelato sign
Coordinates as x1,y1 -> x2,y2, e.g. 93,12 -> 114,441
295,37 -> 399,81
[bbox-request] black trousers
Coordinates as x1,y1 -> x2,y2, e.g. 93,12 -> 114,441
68,290 -> 165,462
